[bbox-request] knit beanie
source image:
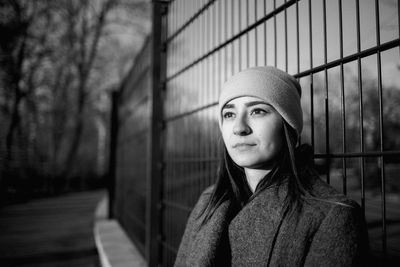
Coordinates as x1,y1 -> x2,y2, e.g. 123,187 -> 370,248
218,66 -> 303,139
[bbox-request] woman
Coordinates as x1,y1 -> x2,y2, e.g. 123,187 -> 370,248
175,66 -> 370,267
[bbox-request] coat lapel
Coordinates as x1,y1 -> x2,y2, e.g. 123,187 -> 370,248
183,198 -> 234,267
229,184 -> 286,266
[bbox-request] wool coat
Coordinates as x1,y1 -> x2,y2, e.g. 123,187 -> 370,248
174,174 -> 370,267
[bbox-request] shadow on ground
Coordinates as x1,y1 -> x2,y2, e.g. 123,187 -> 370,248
0,190 -> 105,267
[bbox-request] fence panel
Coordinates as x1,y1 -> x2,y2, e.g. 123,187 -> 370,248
114,0 -> 400,266
161,0 -> 400,266
114,37 -> 153,255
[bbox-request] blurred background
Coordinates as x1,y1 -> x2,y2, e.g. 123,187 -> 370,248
0,0 -> 150,202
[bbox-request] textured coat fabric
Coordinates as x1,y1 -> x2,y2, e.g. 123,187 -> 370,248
174,174 -> 370,267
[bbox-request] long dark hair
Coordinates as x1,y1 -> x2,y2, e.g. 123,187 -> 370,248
198,121 -> 315,227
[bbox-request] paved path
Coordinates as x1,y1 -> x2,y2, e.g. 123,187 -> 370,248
0,190 -> 105,267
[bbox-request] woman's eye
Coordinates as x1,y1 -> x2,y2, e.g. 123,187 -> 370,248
251,108 -> 267,115
222,112 -> 235,119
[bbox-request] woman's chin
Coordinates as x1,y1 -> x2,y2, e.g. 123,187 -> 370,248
232,157 -> 275,170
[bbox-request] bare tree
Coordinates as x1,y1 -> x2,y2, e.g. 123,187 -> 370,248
0,0 -> 150,196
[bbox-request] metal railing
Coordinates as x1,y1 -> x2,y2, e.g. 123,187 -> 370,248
114,0 -> 400,266
114,37 -> 153,256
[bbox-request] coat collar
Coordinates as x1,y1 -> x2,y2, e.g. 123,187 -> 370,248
185,183 -> 289,266
228,182 -> 289,266
184,197 -> 234,266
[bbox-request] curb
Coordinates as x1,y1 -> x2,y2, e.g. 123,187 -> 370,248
93,195 -> 147,267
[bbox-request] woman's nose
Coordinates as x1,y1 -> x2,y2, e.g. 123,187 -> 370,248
233,116 -> 251,135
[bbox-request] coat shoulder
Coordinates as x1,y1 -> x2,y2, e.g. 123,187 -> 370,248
303,172 -> 363,220
188,185 -> 215,219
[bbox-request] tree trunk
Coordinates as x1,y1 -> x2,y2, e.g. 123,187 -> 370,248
5,93 -> 22,163
59,0 -> 116,183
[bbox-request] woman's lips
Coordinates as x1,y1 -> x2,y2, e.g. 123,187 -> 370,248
232,143 -> 256,149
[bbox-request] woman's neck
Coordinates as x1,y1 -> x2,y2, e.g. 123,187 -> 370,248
244,168 -> 272,192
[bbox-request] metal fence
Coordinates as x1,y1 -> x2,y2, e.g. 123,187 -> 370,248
114,0 -> 400,266
114,36 -> 152,255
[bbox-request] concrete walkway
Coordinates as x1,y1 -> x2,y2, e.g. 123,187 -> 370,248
0,190 -> 105,267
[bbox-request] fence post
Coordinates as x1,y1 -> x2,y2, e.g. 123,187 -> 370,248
146,0 -> 164,265
108,90 -> 119,219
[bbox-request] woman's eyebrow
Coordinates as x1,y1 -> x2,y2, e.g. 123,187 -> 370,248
223,103 -> 235,109
245,101 -> 269,107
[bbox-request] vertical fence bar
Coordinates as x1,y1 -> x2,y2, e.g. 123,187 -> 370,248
220,0 -> 228,79
338,0 -> 347,194
255,0 -> 258,66
246,0 -> 250,68
323,0 -> 330,185
219,0 -> 222,51
212,1 -> 215,52
170,7 -> 176,261
264,0 -> 267,65
202,3 -> 205,63
238,0 -> 242,69
210,1 -> 215,190
374,0 -> 387,259
273,0 -> 277,66
231,0 -> 235,74
355,0 -> 366,216
284,0 -> 288,72
108,90 -> 119,219
308,0 -> 315,151
180,1 -> 184,76
295,0 -> 301,147
224,0 -> 228,79
296,0 -> 299,74
146,1 -> 164,265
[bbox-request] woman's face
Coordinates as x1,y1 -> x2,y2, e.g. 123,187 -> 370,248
221,96 -> 283,169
